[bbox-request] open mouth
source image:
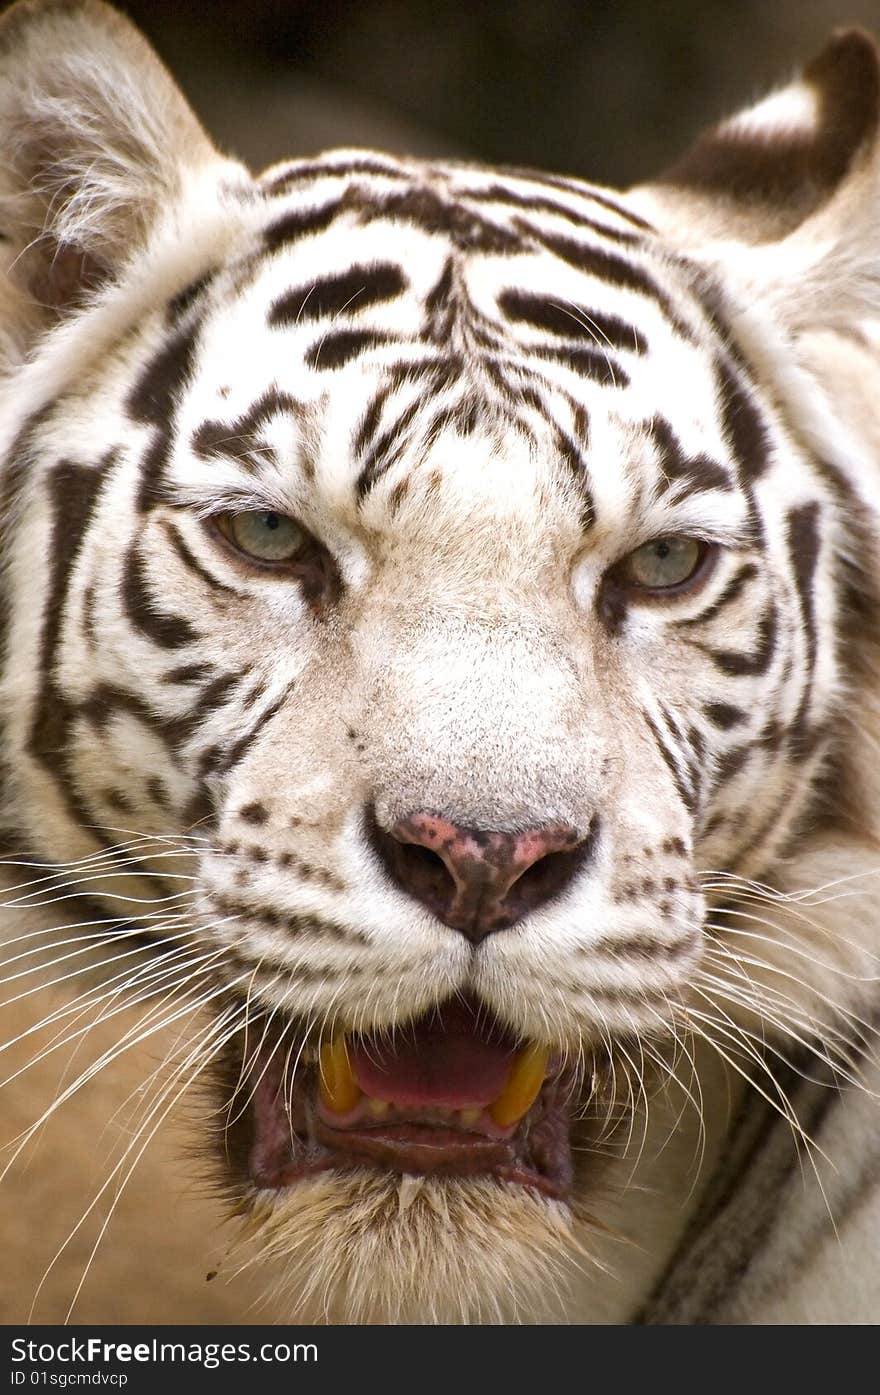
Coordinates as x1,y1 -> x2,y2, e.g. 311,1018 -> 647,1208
242,996 -> 577,1200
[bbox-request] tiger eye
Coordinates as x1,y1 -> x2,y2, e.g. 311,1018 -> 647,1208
622,536 -> 703,590
219,511 -> 305,564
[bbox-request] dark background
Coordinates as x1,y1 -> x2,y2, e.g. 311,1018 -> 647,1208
109,1 -> 880,185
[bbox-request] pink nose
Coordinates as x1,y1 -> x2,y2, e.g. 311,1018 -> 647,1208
369,810 -> 598,943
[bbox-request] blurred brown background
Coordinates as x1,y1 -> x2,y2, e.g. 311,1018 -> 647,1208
110,1 -> 880,184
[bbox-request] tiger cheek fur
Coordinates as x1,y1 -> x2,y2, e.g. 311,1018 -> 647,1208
1,2 -> 880,1325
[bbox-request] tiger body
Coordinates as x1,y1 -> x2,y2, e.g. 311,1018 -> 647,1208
1,0 -> 880,1324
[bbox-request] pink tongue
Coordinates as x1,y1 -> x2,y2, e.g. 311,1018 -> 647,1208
349,999 -> 519,1108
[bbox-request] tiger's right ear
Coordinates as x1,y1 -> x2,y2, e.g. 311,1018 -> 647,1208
0,0 -> 243,333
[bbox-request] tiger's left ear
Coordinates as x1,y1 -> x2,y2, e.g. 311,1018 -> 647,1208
630,29 -> 880,332
0,0 -> 246,336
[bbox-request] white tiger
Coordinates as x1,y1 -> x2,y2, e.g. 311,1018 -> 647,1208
0,0 -> 879,1325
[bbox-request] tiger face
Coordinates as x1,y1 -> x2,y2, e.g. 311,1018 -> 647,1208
1,2 -> 878,1323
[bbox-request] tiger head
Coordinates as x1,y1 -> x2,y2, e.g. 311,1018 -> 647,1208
1,1 -> 879,1322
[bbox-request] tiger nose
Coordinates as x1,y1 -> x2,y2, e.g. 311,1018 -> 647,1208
369,809 -> 598,944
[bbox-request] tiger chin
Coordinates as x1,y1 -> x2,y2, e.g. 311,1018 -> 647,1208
2,0 -> 880,1326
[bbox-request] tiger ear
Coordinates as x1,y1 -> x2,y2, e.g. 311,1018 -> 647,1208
630,29 -> 880,332
0,0 -> 237,325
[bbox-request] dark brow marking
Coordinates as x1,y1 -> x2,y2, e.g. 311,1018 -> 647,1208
499,288 -> 647,353
306,329 -> 397,370
268,263 -> 407,328
512,219 -> 695,339
538,344 -> 630,387
191,389 -> 307,471
648,415 -> 733,498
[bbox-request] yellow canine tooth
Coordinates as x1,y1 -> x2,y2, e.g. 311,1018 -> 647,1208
489,1044 -> 549,1128
319,1037 -> 361,1115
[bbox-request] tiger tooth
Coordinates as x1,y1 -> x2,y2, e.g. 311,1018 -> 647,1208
366,1096 -> 390,1118
318,1037 -> 361,1114
489,1044 -> 550,1128
459,1107 -> 482,1126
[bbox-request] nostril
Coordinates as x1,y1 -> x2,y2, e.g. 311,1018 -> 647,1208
514,837 -> 594,903
394,842 -> 453,898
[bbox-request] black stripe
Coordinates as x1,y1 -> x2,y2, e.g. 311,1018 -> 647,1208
305,329 -> 396,370
352,385 -> 393,460
643,709 -> 697,813
127,325 -> 200,514
713,742 -> 754,784
191,389 -> 306,472
659,701 -> 704,801
217,691 -> 288,773
703,607 -> 777,676
583,928 -> 699,962
640,1044 -> 851,1323
512,220 -> 694,339
28,456 -> 116,833
553,422 -> 595,531
538,344 -> 629,387
263,199 -> 348,252
127,326 -> 199,430
263,157 -> 410,196
163,662 -> 214,685
497,166 -> 656,230
372,185 -> 524,254
424,257 -> 456,342
161,520 -> 242,597
355,398 -> 424,500
268,263 -> 407,329
498,288 -> 647,353
466,184 -> 643,245
785,502 -> 821,743
715,356 -> 770,481
166,269 -> 215,326
703,701 -> 749,730
649,414 -> 733,499
122,543 -> 200,649
82,671 -> 240,756
677,563 -> 758,628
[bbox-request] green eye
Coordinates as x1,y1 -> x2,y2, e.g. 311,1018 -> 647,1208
219,511 -> 305,563
623,536 -> 704,590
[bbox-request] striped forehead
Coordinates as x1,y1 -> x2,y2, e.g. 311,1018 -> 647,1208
174,156 -> 757,530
